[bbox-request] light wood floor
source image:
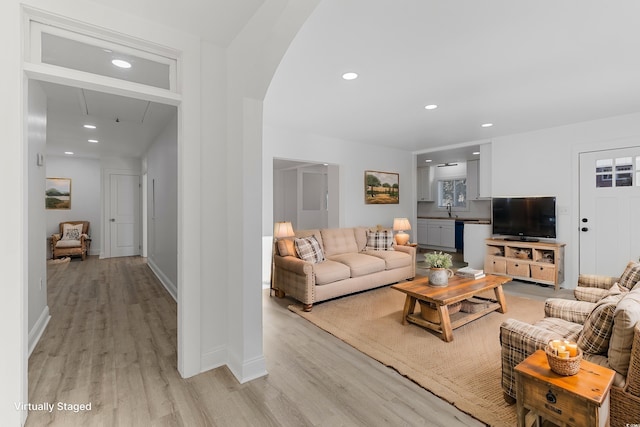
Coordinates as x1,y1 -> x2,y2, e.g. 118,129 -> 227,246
29,256 -> 495,426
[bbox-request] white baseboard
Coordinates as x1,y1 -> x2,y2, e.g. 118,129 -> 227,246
147,258 -> 177,301
28,306 -> 50,357
200,345 -> 227,372
227,352 -> 268,384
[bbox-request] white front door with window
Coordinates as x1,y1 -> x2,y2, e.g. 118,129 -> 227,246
579,147 -> 640,276
109,173 -> 141,257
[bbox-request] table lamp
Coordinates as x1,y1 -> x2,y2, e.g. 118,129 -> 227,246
271,221 -> 295,295
393,218 -> 411,245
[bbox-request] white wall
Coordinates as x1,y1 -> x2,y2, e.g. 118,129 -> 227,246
263,125 -> 415,235
2,1 -> 25,422
46,156 -> 101,255
27,80 -> 49,356
145,113 -> 178,298
490,111 -> 640,288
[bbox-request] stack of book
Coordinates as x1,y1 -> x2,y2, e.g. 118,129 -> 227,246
455,266 -> 485,279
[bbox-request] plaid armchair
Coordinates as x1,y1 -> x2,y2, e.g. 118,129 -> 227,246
500,266 -> 640,427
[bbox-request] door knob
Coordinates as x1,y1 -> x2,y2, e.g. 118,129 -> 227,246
581,218 -> 588,223
581,227 -> 588,232
110,218 -> 116,222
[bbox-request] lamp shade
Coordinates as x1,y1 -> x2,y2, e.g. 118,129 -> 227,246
393,218 -> 411,231
273,221 -> 295,239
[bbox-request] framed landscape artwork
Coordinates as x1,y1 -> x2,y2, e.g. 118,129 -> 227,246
46,177 -> 71,210
365,170 -> 399,204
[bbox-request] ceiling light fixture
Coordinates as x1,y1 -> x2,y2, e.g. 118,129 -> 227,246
342,72 -> 358,80
424,159 -> 433,163
424,104 -> 438,110
64,151 -> 74,155
88,139 -> 99,143
112,59 -> 132,69
83,124 -> 96,129
472,151 -> 480,155
481,123 -> 493,128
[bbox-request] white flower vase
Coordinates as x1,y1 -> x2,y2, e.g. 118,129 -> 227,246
429,267 -> 453,287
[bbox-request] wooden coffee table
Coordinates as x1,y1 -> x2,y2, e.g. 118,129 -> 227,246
391,274 -> 510,342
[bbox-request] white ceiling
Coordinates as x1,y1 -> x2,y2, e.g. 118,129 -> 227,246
265,0 -> 640,153
41,1 -> 640,162
42,81 -> 176,159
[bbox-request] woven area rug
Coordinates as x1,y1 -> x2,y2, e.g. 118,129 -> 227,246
288,285 -> 545,427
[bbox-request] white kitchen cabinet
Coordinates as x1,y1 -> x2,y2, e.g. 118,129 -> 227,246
479,143 -> 492,198
425,219 -> 455,249
466,159 -> 479,200
417,166 -> 433,201
417,219 -> 429,245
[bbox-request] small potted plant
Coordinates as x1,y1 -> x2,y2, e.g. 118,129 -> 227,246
424,251 -> 453,286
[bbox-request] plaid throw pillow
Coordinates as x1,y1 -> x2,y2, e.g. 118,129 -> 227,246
618,261 -> 640,290
294,236 -> 325,263
365,230 -> 395,251
577,293 -> 624,355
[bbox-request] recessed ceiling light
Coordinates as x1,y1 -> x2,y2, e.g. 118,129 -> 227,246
64,151 -> 74,155
424,104 -> 438,110
481,123 -> 493,128
112,59 -> 132,69
472,151 -> 480,155
342,72 -> 358,80
83,124 -> 96,129
88,139 -> 99,143
425,159 -> 433,163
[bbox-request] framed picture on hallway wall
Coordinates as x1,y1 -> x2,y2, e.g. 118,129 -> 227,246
45,177 -> 71,210
365,170 -> 399,204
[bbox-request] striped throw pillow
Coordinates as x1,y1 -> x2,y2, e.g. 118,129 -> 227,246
294,236 -> 325,263
618,261 -> 640,290
577,293 -> 624,355
365,230 -> 395,251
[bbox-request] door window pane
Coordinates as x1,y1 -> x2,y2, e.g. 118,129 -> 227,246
595,159 -> 613,187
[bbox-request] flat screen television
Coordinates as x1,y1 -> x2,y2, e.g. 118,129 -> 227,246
492,196 -> 557,241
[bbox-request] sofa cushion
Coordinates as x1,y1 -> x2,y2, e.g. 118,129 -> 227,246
277,239 -> 296,257
619,260 -> 640,290
365,230 -> 395,251
313,260 -> 351,285
577,293 -> 624,355
608,288 -> 640,375
295,236 -> 325,264
363,249 -> 410,270
55,239 -> 82,248
328,253 -> 385,277
62,223 -> 83,241
533,317 -> 583,342
574,287 -> 609,303
320,228 -> 359,257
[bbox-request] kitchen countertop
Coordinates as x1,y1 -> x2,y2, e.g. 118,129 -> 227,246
417,216 -> 491,224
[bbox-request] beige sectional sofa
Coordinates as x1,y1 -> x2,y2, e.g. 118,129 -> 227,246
273,227 -> 416,311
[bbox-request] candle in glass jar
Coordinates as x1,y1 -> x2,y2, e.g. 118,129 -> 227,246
566,342 -> 578,357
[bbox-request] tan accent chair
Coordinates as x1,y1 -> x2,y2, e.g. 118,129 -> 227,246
51,221 -> 90,261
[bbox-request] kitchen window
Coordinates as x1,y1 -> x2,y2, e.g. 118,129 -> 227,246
438,178 -> 467,208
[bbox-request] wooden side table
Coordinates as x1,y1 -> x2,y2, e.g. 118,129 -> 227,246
515,350 -> 615,427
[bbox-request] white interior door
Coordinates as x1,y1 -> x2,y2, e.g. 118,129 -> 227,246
109,173 -> 141,257
579,147 -> 640,276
